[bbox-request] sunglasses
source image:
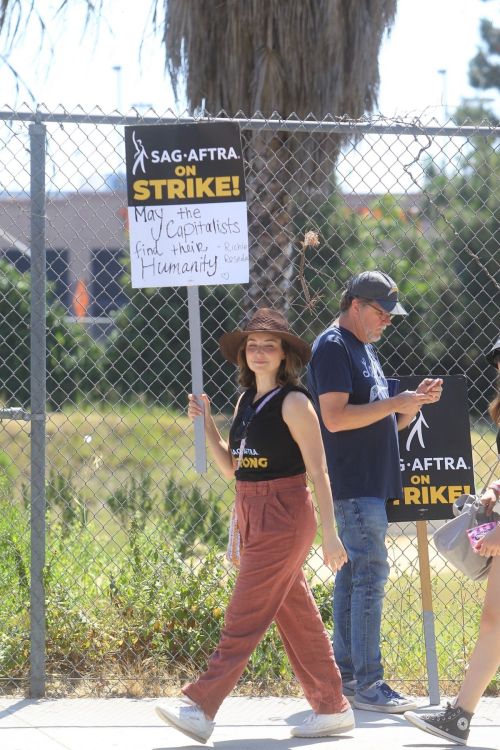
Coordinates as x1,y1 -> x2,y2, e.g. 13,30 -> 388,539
359,299 -> 394,321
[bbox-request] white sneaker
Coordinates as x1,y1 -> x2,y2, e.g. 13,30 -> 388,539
155,701 -> 215,744
291,707 -> 355,737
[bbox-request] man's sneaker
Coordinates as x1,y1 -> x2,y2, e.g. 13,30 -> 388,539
342,679 -> 357,703
291,707 -> 355,737
155,702 -> 215,744
353,680 -> 417,713
404,703 -> 473,746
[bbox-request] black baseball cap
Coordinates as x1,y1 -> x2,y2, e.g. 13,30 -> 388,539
486,335 -> 500,366
347,270 -> 408,316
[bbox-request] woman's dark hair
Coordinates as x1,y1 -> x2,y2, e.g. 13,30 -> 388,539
236,339 -> 302,389
489,371 -> 500,426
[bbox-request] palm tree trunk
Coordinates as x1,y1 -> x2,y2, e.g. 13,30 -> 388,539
243,129 -> 341,314
243,130 -> 295,313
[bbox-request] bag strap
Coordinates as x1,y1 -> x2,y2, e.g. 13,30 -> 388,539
481,456 -> 500,494
236,387 -> 281,470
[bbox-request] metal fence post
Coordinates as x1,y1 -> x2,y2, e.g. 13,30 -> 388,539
187,285 -> 207,473
29,120 -> 47,698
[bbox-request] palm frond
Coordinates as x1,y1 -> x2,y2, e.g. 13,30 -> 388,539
164,0 -> 397,118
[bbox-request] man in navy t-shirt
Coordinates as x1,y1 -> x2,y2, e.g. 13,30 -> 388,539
307,270 -> 443,713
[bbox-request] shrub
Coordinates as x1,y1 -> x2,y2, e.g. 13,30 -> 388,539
0,259 -> 104,410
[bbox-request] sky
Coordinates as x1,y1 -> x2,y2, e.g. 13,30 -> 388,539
1,0 -> 499,119
1,0 -> 498,195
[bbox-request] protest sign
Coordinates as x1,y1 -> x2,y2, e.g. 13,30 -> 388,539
125,122 -> 248,288
387,375 -> 475,522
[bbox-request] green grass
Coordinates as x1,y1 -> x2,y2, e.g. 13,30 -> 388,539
1,402 -> 233,507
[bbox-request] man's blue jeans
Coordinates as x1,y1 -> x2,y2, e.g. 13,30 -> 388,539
332,497 -> 390,691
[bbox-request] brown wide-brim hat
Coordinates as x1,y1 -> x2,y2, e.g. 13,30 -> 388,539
219,307 -> 311,366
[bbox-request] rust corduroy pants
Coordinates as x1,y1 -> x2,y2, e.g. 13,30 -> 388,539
183,473 -> 348,719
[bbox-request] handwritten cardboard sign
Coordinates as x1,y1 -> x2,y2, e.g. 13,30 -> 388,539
125,122 -> 249,288
387,375 -> 475,522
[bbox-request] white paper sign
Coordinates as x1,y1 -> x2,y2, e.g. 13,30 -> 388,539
125,122 -> 249,288
128,201 -> 248,287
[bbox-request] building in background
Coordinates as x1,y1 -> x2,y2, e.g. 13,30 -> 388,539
0,192 -> 127,336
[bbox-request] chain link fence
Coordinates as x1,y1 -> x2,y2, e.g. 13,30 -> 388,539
0,108 -> 498,698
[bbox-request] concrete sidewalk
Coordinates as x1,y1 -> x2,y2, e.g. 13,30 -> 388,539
0,695 -> 498,750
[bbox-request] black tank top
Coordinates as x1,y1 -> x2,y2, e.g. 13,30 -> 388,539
229,385 -> 310,481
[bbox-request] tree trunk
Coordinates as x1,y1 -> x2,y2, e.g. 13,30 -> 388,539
243,130 -> 295,314
242,128 -> 341,316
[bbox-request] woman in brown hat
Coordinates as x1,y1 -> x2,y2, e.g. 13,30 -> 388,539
156,308 -> 354,743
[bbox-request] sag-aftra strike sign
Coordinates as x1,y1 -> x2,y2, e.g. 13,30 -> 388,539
387,375 -> 475,522
124,122 -> 249,288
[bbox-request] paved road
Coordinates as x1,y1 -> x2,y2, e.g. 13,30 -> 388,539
0,695 -> 498,750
